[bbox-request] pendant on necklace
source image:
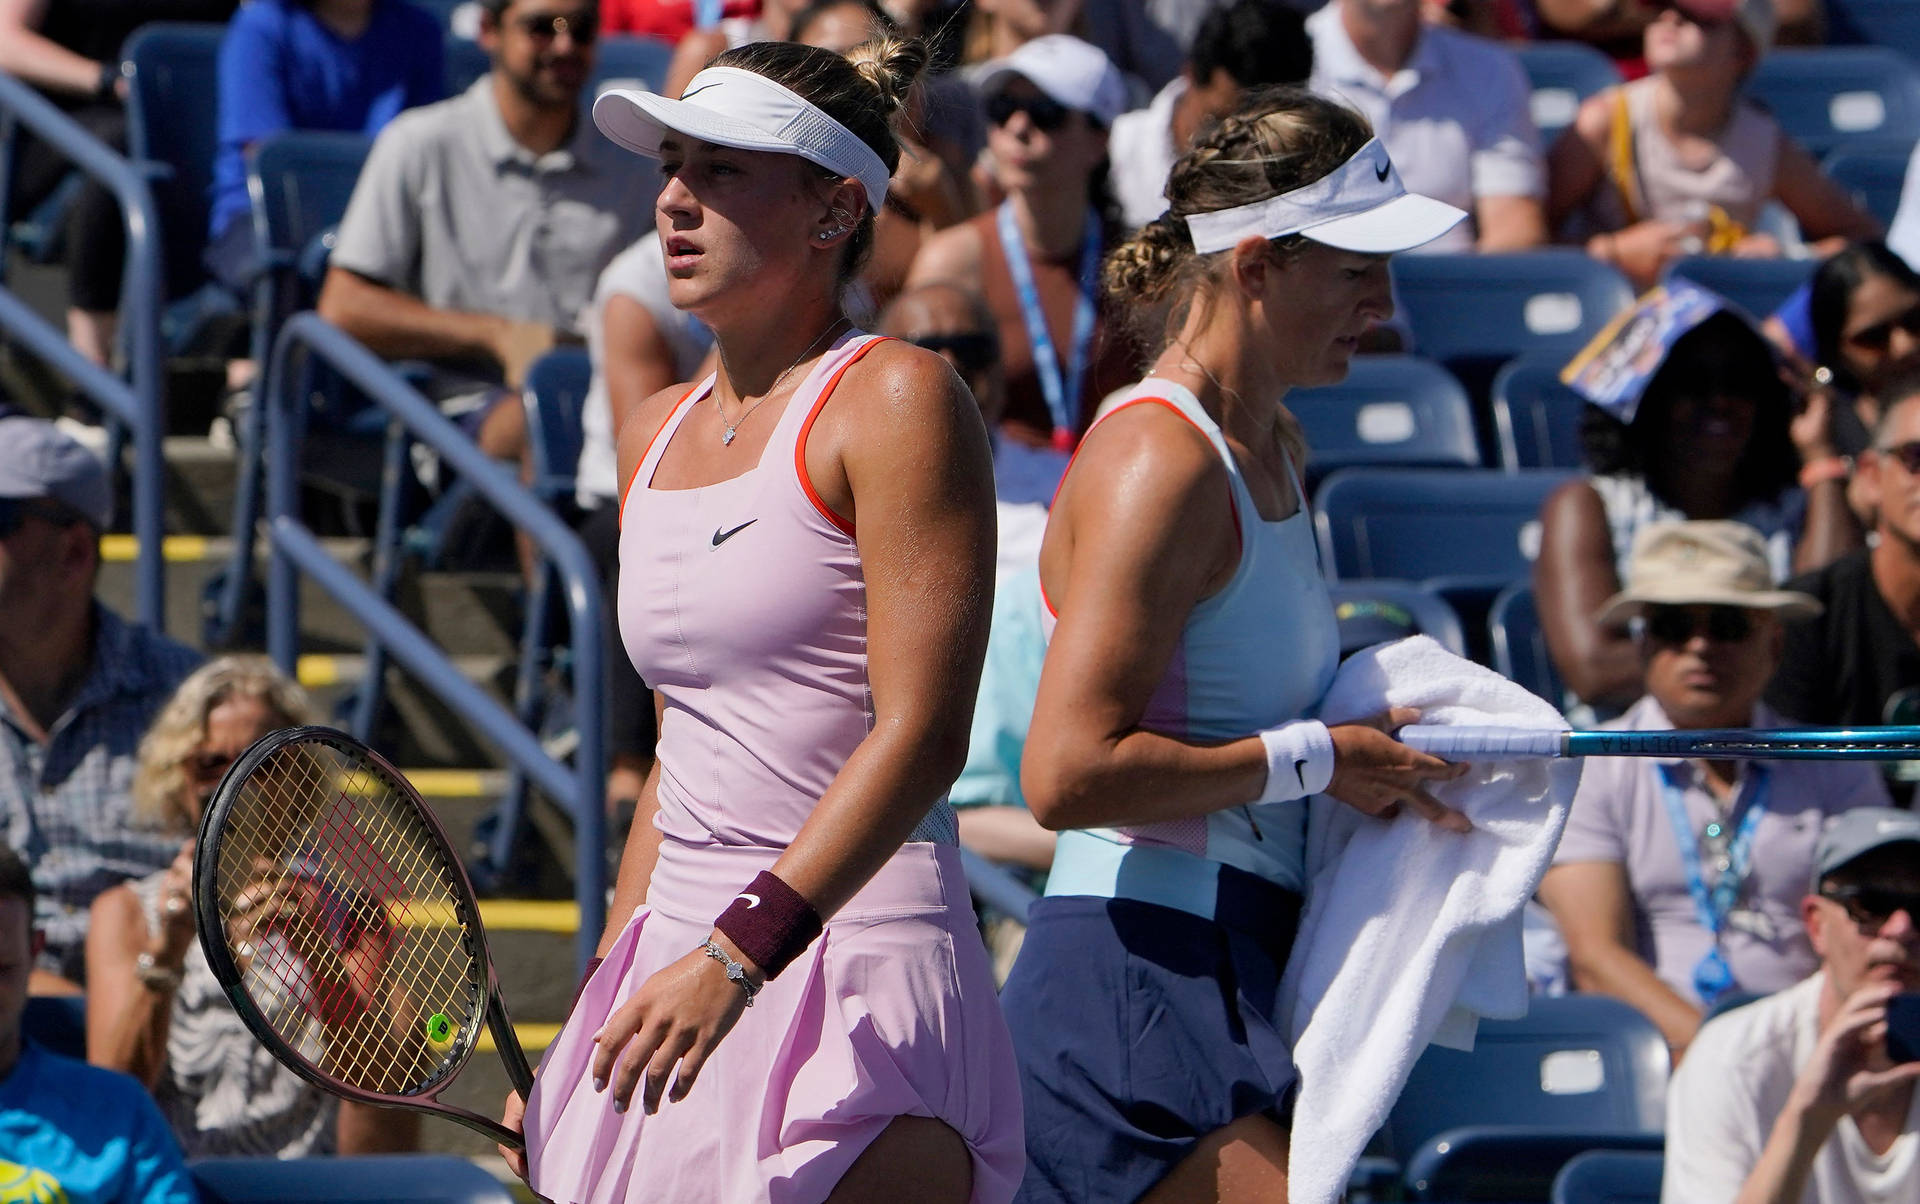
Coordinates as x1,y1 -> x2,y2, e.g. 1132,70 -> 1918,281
722,425 -> 737,446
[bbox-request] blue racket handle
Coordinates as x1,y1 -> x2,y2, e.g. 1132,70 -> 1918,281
1395,726 -> 1569,759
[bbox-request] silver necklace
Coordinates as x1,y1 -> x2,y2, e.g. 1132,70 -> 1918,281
716,319 -> 848,446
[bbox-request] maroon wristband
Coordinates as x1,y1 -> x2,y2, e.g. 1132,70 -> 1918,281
570,956 -> 604,1013
713,871 -> 823,980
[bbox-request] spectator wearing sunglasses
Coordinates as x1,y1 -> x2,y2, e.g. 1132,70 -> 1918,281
1664,806 -> 1920,1204
0,418 -> 202,996
317,0 -> 652,467
1770,369 -> 1920,806
1307,0 -> 1548,253
907,35 -> 1143,507
1540,520 -> 1891,1065
1548,0 -> 1878,291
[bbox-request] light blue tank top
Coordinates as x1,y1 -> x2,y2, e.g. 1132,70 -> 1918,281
1042,380 -> 1341,900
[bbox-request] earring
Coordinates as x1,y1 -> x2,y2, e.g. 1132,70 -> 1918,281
819,227 -> 842,241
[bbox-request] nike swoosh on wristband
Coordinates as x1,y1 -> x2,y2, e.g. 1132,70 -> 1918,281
738,893 -> 761,909
1294,758 -> 1309,788
712,519 -> 757,547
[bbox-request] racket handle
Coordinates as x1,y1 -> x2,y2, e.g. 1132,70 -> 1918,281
1396,725 -> 1568,760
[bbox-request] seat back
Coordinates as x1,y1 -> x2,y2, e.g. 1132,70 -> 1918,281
1664,255 -> 1815,322
444,37 -> 491,94
1327,581 -> 1469,658
191,1155 -> 514,1203
1551,1148 -> 1665,1204
1745,46 -> 1920,158
1823,142 -> 1915,228
1823,0 -> 1920,59
1404,1128 -> 1665,1203
124,23 -> 227,301
1288,356 -> 1481,490
1515,41 -> 1622,145
1491,355 -> 1588,471
250,131 -> 372,272
523,347 -> 593,502
592,35 -> 676,95
23,996 -> 87,1060
1391,252 -> 1634,377
1388,995 -> 1670,1158
1489,583 -> 1564,706
1313,468 -> 1571,584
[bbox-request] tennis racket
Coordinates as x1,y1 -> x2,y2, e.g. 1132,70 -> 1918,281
1397,725 -> 1920,761
193,725 -> 535,1148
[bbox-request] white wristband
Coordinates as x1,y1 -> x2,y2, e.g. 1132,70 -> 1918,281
1257,720 -> 1335,803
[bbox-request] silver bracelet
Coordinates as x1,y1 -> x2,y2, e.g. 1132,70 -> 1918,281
135,950 -> 183,992
700,938 -> 758,1007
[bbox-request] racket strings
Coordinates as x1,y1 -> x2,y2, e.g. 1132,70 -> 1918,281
212,738 -> 484,1097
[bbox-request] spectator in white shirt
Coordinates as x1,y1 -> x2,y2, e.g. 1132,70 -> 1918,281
1306,0 -> 1547,253
1108,0 -> 1312,231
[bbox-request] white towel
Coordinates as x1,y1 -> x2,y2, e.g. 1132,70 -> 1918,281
1279,635 -> 1581,1204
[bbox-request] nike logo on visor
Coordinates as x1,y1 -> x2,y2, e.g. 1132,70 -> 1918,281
712,520 -> 757,547
679,82 -> 722,101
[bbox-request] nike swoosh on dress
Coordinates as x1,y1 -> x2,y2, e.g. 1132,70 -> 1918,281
712,519 -> 758,547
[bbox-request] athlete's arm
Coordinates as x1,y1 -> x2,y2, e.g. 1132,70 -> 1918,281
1019,403 -> 1467,833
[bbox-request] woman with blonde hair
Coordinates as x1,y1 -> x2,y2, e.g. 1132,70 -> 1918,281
84,655 -> 416,1157
1004,88 -> 1472,1202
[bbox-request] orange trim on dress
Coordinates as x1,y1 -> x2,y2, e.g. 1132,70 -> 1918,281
794,337 -> 892,539
1036,395 -> 1240,619
618,381 -> 706,529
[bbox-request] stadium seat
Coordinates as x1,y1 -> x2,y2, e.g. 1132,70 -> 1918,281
1823,142 -> 1915,229
1515,41 -> 1622,146
23,995 -> 86,1060
523,348 -> 593,506
1490,584 -> 1564,708
190,1155 -> 513,1203
1328,581 -> 1469,658
1550,1147 -> 1664,1204
1824,0 -> 1920,60
1745,47 -> 1920,159
1313,468 -> 1572,586
444,37 -> 491,94
1288,355 -> 1481,489
1391,252 -> 1634,398
1664,255 -> 1816,323
1490,355 -> 1588,472
1700,988 -> 1766,1024
1388,994 -> 1670,1159
1403,1128 -> 1665,1202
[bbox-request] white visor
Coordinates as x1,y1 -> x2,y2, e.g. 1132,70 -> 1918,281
593,66 -> 891,214
1183,139 -> 1466,256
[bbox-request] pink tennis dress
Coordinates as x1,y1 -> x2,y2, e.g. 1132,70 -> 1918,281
523,333 -> 1025,1203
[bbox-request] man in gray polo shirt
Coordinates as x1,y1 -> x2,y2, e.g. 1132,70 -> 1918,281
317,0 -> 652,460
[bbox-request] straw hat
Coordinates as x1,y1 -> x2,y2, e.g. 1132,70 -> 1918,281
1594,520 -> 1821,627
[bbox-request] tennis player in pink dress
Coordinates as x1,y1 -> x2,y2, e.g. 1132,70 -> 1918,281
500,35 -> 1023,1204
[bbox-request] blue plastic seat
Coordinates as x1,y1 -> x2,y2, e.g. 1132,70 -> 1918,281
1313,468 -> 1573,587
1823,142 -> 1915,229
1515,41 -> 1622,145
1745,47 -> 1920,158
1388,994 -> 1670,1160
1391,252 -> 1634,398
1490,355 -> 1588,472
191,1155 -> 514,1203
1490,583 -> 1565,707
1551,1148 -> 1664,1204
1404,1128 -> 1665,1202
1823,0 -> 1920,59
1328,581 -> 1469,658
444,36 -> 491,94
1664,255 -> 1815,323
592,35 -> 676,95
1289,355 -> 1481,490
23,995 -> 86,1060
523,347 -> 593,505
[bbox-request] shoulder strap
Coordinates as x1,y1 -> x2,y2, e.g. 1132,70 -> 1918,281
1608,86 -> 1645,227
617,377 -> 710,524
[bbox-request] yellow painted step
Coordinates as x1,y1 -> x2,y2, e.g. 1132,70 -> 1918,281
389,900 -> 580,933
479,1022 -> 562,1055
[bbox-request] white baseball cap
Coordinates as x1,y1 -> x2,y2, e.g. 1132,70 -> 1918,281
593,66 -> 892,213
976,34 -> 1129,128
1184,138 -> 1466,256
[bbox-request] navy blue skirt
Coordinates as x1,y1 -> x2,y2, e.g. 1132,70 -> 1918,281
1001,866 -> 1303,1204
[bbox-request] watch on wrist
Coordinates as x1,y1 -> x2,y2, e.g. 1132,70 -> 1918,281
134,950 -> 183,992
95,60 -> 121,101
700,938 -> 759,1007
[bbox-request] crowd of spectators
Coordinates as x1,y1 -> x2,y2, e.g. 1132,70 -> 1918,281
7,0 -> 1920,1197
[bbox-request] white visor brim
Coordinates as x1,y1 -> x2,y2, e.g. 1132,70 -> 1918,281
1184,138 -> 1467,256
1298,192 -> 1469,253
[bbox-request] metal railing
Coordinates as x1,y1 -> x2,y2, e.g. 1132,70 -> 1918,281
264,313 -> 606,969
0,72 -> 165,628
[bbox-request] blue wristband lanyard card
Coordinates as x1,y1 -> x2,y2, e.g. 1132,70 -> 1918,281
996,201 -> 1102,452
1655,763 -> 1770,1005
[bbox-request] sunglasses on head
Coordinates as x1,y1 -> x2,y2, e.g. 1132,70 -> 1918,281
186,749 -> 238,785
513,11 -> 598,43
1642,605 -> 1756,646
987,91 -> 1071,133
910,332 -> 998,373
1821,884 -> 1920,930
1649,0 -> 1727,28
0,496 -> 85,539
1846,305 -> 1920,355
1878,440 -> 1920,474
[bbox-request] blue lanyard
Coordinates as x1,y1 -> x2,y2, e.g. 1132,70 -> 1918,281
692,0 -> 724,27
1656,763 -> 1770,937
996,201 -> 1102,449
